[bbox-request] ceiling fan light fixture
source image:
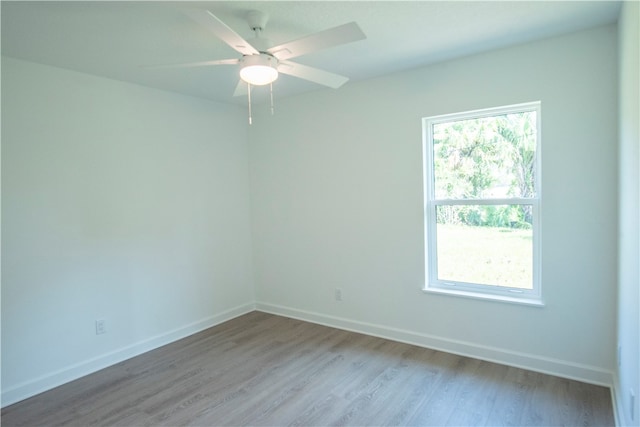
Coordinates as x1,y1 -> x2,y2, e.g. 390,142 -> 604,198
240,54 -> 278,85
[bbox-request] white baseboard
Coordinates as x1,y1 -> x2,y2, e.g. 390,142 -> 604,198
1,303 -> 255,408
612,374 -> 629,427
612,376 -> 622,426
256,302 -> 614,388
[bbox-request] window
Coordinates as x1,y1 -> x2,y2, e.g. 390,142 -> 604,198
422,102 -> 542,305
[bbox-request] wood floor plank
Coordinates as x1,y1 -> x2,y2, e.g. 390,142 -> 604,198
443,360 -> 507,426
1,312 -> 615,426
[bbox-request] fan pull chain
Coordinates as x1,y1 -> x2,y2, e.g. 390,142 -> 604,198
247,82 -> 252,125
270,82 -> 275,115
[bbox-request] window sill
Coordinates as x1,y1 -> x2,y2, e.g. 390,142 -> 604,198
422,286 -> 545,307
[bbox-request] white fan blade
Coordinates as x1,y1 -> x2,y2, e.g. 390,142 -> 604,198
278,61 -> 349,89
143,58 -> 239,69
183,9 -> 259,56
267,22 -> 365,61
233,80 -> 249,97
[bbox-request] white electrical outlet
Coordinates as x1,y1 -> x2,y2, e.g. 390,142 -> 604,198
95,319 -> 107,335
335,288 -> 343,301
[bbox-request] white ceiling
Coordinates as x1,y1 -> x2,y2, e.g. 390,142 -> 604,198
1,1 -> 621,105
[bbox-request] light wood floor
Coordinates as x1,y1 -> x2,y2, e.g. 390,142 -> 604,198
2,311 -> 614,426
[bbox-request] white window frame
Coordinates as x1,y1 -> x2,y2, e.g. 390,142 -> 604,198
422,102 -> 543,306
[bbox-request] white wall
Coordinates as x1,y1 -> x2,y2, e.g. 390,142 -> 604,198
616,2 -> 640,425
249,25 -> 618,385
1,21 -> 625,410
1,57 -> 255,405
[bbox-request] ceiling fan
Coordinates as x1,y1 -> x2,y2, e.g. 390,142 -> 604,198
153,8 -> 366,122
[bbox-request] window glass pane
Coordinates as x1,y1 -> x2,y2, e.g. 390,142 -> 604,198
432,111 -> 537,200
435,205 -> 533,289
